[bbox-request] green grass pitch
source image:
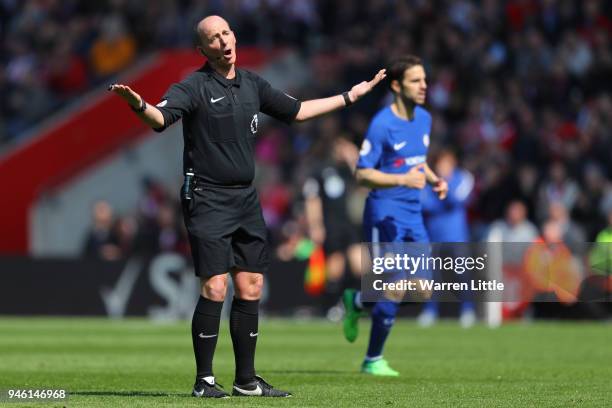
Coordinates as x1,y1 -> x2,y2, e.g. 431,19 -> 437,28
0,318 -> 610,407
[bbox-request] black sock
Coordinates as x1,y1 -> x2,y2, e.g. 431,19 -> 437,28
230,298 -> 259,385
192,296 -> 223,378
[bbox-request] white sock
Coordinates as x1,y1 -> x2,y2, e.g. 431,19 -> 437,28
202,376 -> 215,385
354,291 -> 363,309
364,355 -> 382,363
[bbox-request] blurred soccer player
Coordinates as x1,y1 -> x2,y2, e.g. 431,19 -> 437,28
419,149 -> 476,328
342,55 -> 448,376
302,133 -> 362,318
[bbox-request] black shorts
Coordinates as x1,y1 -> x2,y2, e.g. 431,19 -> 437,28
323,221 -> 360,254
181,184 -> 269,278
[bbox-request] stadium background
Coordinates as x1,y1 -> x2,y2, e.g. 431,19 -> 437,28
0,1 -> 611,406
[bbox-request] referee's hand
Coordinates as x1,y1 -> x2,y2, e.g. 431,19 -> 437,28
347,69 -> 386,102
108,83 -> 142,109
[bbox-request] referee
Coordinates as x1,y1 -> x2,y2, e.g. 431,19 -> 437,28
110,15 -> 386,398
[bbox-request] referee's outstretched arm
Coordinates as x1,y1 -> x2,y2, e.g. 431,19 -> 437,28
108,84 -> 165,129
109,68 -> 387,127
294,69 -> 386,122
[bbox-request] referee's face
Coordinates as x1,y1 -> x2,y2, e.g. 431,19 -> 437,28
197,16 -> 237,68
398,65 -> 427,105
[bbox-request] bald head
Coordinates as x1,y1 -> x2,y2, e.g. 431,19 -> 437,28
196,15 -> 230,44
195,15 -> 237,70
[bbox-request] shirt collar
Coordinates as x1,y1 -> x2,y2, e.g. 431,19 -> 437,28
202,62 -> 241,87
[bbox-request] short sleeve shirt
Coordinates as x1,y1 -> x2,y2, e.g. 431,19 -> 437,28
357,105 -> 432,205
155,63 -> 301,186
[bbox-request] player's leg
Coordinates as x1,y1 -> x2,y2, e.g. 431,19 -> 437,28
322,224 -> 361,320
361,299 -> 400,376
455,246 -> 476,328
362,213 -> 430,376
418,244 -> 441,327
347,242 -> 363,279
418,299 -> 440,327
342,207 -> 378,343
342,286 -> 363,342
322,250 -> 346,318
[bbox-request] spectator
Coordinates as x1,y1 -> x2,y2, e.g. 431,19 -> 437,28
536,161 -> 579,222
110,215 -> 138,258
546,201 -> 587,254
89,15 -> 136,78
487,200 -> 538,266
82,200 -> 120,260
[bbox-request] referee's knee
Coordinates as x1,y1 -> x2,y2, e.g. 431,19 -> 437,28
234,273 -> 263,300
201,275 -> 228,302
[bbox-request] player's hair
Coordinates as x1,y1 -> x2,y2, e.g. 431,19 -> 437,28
387,55 -> 423,91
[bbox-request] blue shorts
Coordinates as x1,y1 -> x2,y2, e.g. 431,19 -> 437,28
363,197 -> 429,243
363,197 -> 431,282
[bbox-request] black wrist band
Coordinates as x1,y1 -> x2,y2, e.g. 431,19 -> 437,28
342,91 -> 353,106
130,96 -> 147,113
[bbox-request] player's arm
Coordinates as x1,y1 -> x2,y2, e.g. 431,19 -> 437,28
108,84 -> 165,129
355,119 -> 426,190
355,164 -> 426,190
423,163 -> 448,199
294,69 -> 386,122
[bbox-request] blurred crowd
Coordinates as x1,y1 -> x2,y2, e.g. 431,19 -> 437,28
82,179 -> 191,260
2,0 -> 611,260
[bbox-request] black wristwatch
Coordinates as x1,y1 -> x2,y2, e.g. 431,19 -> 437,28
130,96 -> 147,113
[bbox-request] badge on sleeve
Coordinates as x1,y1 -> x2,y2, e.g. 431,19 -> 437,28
250,114 -> 258,134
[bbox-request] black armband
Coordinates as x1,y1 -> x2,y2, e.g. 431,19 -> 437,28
342,91 -> 353,107
130,96 -> 147,113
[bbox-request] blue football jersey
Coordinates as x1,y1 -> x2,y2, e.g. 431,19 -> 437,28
422,168 -> 474,242
357,105 -> 432,206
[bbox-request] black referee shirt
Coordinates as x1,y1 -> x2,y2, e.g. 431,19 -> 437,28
154,62 -> 301,186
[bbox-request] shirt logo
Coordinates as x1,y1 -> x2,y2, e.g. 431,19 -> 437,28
156,99 -> 167,107
210,96 -> 226,103
423,134 -> 429,147
250,114 -> 258,134
405,155 -> 426,166
323,170 -> 345,199
393,141 -> 407,151
359,139 -> 372,156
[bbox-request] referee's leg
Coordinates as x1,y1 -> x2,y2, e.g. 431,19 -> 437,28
231,271 -> 263,384
190,274 -> 229,397
229,271 -> 292,397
